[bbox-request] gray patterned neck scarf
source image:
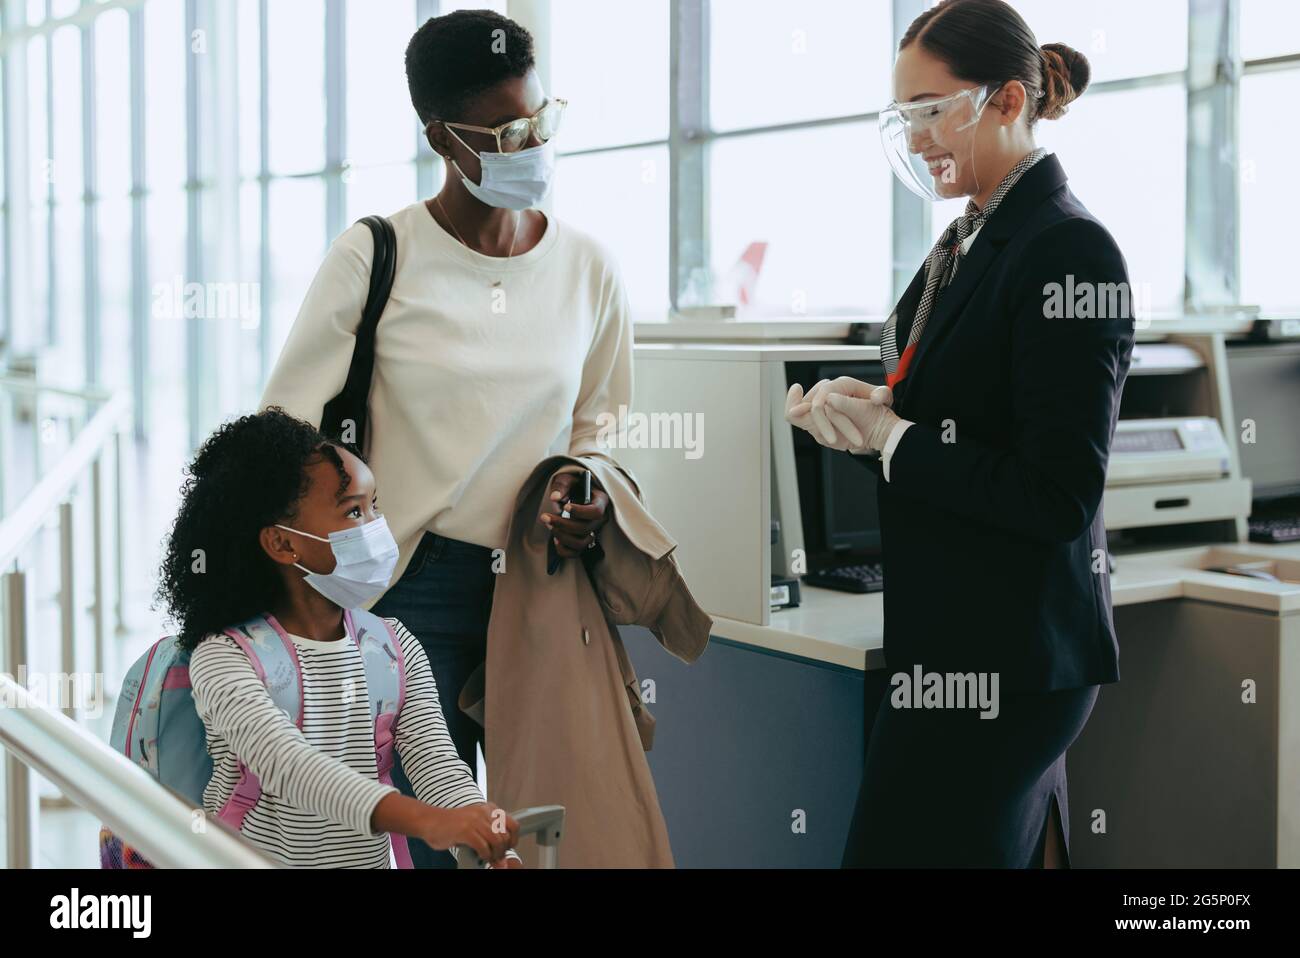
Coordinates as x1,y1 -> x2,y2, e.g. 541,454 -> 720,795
881,148 -> 1048,388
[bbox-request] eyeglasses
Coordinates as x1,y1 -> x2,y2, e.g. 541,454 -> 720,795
881,81 -> 1042,133
881,85 -> 994,134
436,98 -> 568,154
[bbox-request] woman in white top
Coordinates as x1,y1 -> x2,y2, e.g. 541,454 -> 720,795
259,9 -> 631,867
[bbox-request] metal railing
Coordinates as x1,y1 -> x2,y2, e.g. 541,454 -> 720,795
0,378 -> 130,678
0,674 -> 279,868
0,377 -> 132,866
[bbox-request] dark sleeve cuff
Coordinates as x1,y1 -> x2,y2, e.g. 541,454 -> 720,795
844,448 -> 884,478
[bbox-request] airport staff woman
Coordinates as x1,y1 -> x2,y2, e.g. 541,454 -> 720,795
260,10 -> 630,867
786,0 -> 1135,867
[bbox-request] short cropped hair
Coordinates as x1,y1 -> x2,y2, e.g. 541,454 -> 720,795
405,9 -> 536,123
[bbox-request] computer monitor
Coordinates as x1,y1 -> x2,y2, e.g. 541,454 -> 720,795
1226,343 -> 1300,502
784,361 -> 885,561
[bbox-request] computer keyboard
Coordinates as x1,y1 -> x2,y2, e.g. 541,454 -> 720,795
1248,516 -> 1300,543
803,561 -> 885,594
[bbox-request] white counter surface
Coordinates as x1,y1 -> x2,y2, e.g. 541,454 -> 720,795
634,342 -> 880,363
707,542 -> 1300,671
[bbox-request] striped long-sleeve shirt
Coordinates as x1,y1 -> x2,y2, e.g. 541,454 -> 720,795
188,617 -> 492,867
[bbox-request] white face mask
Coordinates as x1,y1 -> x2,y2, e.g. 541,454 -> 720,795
275,515 -> 399,609
447,127 -> 556,211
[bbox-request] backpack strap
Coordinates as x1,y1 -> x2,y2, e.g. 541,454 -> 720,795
120,640 -> 163,762
348,607 -> 412,869
215,614 -> 304,831
211,610 -> 413,868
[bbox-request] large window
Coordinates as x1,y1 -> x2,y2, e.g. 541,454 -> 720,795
1034,84 -> 1187,315
142,0 -> 187,452
94,9 -> 132,400
711,122 -> 892,316
49,23 -> 84,380
709,0 -> 892,131
1239,0 -> 1300,315
343,0 -> 418,225
551,0 -> 669,151
1012,0 -> 1188,82
552,144 -> 670,322
266,0 -> 325,177
0,0 -> 1293,453
23,30 -> 51,354
550,0 -> 670,319
1240,0 -> 1300,61
0,56 -> 6,353
705,0 -> 894,317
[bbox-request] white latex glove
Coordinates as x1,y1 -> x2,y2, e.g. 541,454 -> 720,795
786,377 -> 895,451
785,379 -> 831,436
824,391 -> 901,453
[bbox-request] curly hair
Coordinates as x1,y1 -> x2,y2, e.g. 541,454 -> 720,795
406,8 -> 536,123
155,408 -> 354,652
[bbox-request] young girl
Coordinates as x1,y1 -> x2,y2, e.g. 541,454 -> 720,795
156,408 -> 520,868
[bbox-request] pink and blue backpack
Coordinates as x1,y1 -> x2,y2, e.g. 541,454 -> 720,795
99,607 -> 413,868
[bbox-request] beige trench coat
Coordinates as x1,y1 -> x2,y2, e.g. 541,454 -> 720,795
463,453 -> 711,868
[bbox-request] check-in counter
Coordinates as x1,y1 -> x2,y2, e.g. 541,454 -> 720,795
624,545 -> 1300,868
1070,545 -> 1300,869
616,336 -> 1300,868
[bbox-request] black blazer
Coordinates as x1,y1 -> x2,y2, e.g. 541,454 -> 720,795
857,154 -> 1134,693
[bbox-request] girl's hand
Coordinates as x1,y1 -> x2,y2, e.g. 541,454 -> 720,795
540,472 -> 610,557
422,802 -> 518,864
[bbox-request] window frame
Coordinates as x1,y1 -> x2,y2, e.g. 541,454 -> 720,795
0,0 -> 1296,447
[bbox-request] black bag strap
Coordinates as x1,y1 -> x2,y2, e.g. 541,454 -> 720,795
320,215 -> 396,454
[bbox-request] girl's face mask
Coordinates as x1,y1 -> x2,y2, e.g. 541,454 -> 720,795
275,515 -> 399,609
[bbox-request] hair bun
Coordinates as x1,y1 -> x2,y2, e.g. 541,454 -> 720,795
1038,42 -> 1091,120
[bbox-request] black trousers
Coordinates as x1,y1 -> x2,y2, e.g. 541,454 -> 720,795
842,684 -> 1099,868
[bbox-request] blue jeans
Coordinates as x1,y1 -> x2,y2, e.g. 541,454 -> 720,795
370,531 -> 496,869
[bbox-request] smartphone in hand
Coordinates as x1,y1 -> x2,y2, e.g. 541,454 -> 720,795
547,470 -> 591,575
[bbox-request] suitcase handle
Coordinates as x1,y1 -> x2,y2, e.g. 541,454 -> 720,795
456,804 -> 566,869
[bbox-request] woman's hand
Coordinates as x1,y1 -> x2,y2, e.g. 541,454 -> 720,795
786,377 -> 895,451
421,801 -> 519,864
540,472 -> 610,557
822,391 -> 902,453
785,378 -> 831,436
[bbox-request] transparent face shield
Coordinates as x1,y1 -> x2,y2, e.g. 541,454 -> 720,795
879,84 -> 996,203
